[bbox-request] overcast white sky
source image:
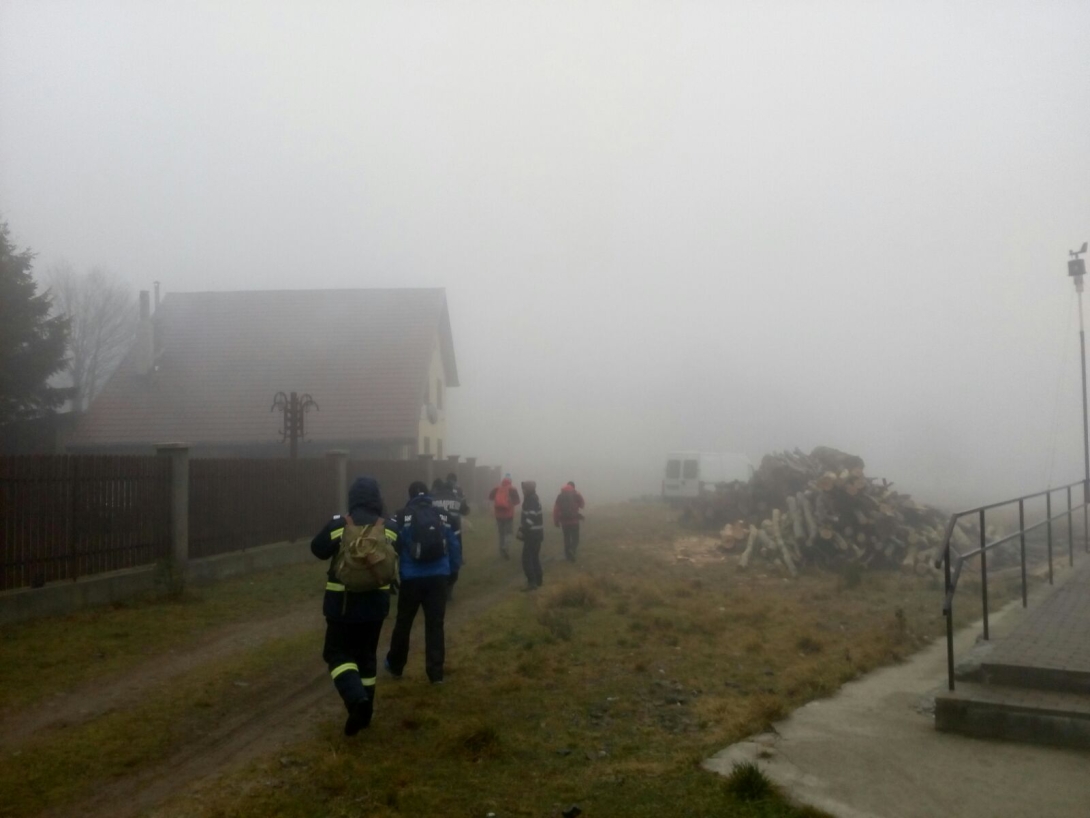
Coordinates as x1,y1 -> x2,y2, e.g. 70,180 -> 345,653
3,1 -> 1089,505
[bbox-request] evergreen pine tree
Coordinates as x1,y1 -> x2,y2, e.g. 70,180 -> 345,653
0,221 -> 70,424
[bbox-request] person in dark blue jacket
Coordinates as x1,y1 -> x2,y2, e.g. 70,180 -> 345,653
384,481 -> 462,684
311,477 -> 395,735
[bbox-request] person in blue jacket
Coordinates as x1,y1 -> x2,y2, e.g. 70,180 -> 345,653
310,476 -> 395,735
384,480 -> 462,684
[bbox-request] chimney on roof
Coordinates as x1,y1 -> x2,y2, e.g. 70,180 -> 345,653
135,290 -> 154,376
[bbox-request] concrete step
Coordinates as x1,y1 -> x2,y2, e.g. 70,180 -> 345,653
935,681 -> 1090,749
980,661 -> 1090,695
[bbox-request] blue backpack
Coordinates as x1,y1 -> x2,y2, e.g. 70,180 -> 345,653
403,505 -> 447,562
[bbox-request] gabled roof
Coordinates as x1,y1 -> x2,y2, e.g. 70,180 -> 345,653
72,288 -> 457,447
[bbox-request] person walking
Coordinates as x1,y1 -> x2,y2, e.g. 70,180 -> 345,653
553,481 -> 586,563
385,481 -> 461,684
430,477 -> 465,602
310,476 -> 397,735
517,480 -> 545,590
446,472 -> 470,514
488,474 -> 520,560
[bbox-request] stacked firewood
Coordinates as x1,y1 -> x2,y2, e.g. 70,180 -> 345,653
708,447 -> 974,575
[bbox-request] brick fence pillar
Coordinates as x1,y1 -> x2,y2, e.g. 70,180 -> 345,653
156,443 -> 190,573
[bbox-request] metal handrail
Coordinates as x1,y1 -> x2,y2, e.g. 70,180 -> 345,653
937,479 -> 1089,691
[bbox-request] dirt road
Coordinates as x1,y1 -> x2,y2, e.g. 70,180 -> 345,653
4,572 -> 522,818
0,604 -> 324,752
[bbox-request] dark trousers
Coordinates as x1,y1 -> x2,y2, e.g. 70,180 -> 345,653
521,535 -> 543,587
496,518 -> 513,556
562,524 -> 580,561
386,575 -> 448,682
323,619 -> 384,717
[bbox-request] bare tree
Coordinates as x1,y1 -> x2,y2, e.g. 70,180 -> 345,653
44,262 -> 138,412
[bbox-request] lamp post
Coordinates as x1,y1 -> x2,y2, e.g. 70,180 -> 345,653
1069,242 -> 1090,547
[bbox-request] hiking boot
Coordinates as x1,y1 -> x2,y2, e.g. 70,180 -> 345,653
384,657 -> 402,679
344,698 -> 373,736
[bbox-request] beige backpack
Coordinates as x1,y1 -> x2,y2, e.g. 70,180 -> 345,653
333,517 -> 398,591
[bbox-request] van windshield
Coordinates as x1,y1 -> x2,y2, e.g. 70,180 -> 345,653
666,459 -> 681,479
682,460 -> 698,479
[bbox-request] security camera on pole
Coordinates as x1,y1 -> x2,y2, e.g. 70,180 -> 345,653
1069,241 -> 1090,548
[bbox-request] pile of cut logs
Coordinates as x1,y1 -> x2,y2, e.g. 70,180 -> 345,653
707,447 -> 977,575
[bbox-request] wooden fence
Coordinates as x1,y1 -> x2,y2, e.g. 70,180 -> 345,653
2,453 -> 500,591
188,459 -> 334,559
0,455 -> 171,591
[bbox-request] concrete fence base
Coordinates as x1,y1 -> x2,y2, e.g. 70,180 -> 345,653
0,539 -> 314,626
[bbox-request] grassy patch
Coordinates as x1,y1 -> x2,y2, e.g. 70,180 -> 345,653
5,502 -> 1030,817
724,761 -> 776,802
0,632 -> 317,817
150,503 -> 975,817
0,554 -> 326,710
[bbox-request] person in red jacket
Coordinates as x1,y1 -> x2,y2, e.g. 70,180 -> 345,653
553,481 -> 585,562
488,474 -> 521,560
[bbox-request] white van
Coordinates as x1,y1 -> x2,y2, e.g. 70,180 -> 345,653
662,451 -> 754,501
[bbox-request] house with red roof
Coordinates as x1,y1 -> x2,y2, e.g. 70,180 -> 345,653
69,288 -> 458,460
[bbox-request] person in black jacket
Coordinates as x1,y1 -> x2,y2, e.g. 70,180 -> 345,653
518,480 -> 544,590
446,472 -> 470,514
311,476 -> 395,736
431,477 -> 466,601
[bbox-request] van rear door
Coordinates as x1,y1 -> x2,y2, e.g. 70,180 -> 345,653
680,457 -> 699,497
663,455 -> 700,499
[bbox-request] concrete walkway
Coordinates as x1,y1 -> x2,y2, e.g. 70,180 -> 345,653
983,560 -> 1090,684
704,587 -> 1090,818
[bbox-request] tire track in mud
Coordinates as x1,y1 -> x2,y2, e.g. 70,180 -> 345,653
70,574 -> 524,818
0,604 -> 324,752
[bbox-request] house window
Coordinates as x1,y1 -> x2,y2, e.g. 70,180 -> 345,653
437,439 -> 444,461
436,379 -> 443,410
423,436 -> 431,455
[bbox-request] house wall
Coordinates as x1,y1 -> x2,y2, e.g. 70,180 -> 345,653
417,333 -> 448,459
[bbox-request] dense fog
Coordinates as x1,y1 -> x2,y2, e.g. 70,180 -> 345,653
3,2 -> 1090,507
